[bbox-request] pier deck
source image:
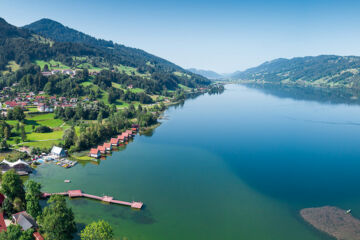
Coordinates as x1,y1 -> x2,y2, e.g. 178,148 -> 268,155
42,190 -> 143,209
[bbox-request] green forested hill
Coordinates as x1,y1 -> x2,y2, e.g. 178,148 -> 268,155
232,55 -> 360,89
0,17 -> 210,96
23,18 -> 209,85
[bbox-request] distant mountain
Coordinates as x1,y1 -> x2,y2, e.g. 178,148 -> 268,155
187,68 -> 223,79
232,55 -> 360,89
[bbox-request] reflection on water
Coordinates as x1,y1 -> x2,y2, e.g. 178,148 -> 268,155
245,83 -> 360,105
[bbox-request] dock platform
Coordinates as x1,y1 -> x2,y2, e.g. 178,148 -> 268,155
42,190 -> 143,209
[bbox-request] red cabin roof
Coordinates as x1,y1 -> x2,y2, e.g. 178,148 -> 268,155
33,232 -> 44,240
110,138 -> 118,144
90,148 -> 99,154
97,146 -> 105,151
103,143 -> 112,148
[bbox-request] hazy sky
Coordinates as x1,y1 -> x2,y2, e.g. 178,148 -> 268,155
1,0 -> 360,73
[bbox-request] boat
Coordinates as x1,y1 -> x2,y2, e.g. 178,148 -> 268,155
64,180 -> 71,183
346,209 -> 352,214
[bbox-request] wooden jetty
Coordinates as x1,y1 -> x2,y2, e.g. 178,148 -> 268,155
42,190 -> 143,209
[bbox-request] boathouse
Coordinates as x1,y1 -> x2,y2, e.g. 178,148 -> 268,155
117,134 -> 125,142
110,138 -> 119,146
97,145 -> 106,154
103,143 -> 112,152
125,129 -> 134,137
123,132 -> 130,139
89,148 -> 101,158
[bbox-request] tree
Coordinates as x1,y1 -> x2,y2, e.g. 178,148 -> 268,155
13,197 -> 24,212
0,224 -> 34,240
4,126 -> 11,139
8,106 -> 25,121
2,197 -> 14,215
0,139 -> 9,151
63,126 -> 77,149
25,180 -> 42,218
0,224 -> 22,239
80,220 -> 114,240
1,169 -> 25,201
20,125 -> 26,141
39,195 -> 77,240
97,111 -> 103,124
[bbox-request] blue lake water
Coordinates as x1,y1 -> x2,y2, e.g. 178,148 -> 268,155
31,84 -> 360,239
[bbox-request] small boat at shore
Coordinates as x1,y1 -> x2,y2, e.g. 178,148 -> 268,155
346,209 -> 352,214
64,180 -> 71,183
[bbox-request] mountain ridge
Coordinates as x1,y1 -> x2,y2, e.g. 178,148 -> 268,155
231,55 -> 360,89
187,68 -> 223,79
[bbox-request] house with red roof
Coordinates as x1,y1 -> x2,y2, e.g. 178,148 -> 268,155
117,134 -> 125,143
126,129 -> 134,137
123,132 -> 130,139
89,148 -> 101,158
103,143 -> 112,152
97,145 -> 106,154
5,101 -> 19,109
110,138 -> 119,146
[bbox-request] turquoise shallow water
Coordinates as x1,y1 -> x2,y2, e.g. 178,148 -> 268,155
31,84 -> 360,239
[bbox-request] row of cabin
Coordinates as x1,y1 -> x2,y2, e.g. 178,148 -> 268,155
89,127 -> 138,158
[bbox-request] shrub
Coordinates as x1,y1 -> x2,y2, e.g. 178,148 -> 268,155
35,126 -> 52,133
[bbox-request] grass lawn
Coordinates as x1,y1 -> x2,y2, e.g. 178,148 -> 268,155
26,107 -> 39,113
81,81 -> 93,87
130,88 -> 145,93
35,60 -> 70,71
112,82 -> 122,89
1,61 -> 20,75
173,71 -> 191,79
27,130 -> 63,141
115,64 -> 150,78
178,84 -> 191,90
21,140 -> 63,148
6,112 -> 67,148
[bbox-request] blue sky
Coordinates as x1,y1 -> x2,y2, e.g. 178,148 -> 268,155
1,0 -> 360,73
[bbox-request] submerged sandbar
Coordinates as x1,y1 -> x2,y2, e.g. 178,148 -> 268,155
300,206 -> 360,240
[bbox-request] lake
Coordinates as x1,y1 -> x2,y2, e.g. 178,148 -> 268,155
31,84 -> 360,239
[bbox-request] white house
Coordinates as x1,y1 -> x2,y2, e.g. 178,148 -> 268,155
37,103 -> 54,113
50,146 -> 66,158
